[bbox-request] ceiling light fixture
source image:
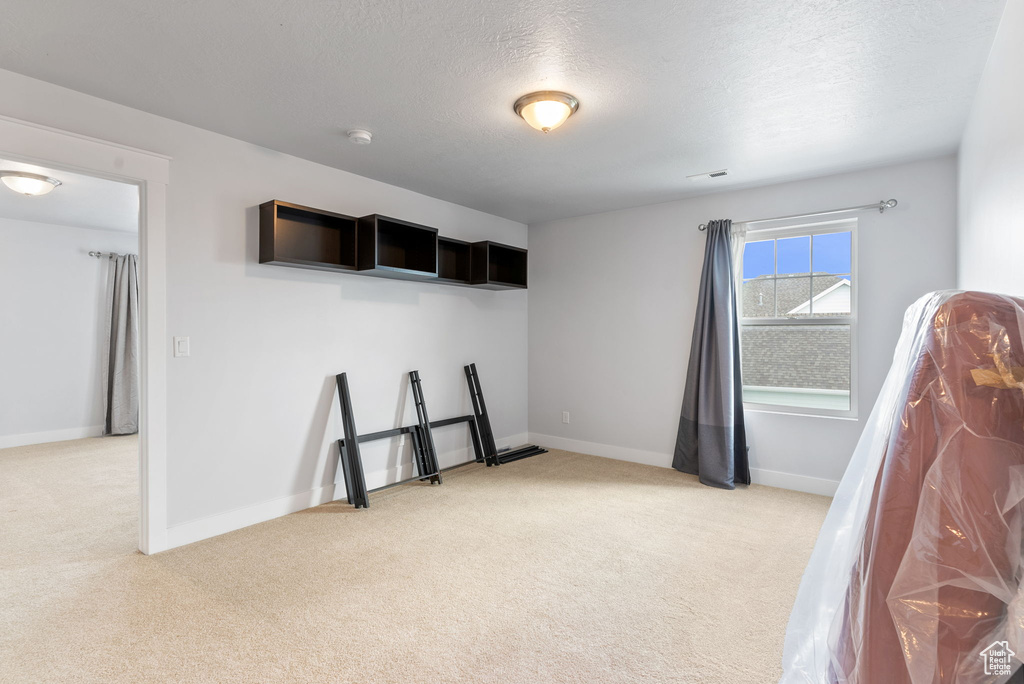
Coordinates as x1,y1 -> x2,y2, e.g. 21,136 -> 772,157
514,91 -> 579,133
0,170 -> 62,196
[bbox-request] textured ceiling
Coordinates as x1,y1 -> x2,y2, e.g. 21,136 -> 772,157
0,0 -> 1006,223
0,159 -> 139,232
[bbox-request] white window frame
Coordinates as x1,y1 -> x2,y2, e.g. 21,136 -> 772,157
739,217 -> 858,419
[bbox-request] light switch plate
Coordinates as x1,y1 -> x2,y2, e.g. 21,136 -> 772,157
173,336 -> 190,358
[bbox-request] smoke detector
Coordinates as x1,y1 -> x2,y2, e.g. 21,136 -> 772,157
347,129 -> 373,145
687,169 -> 729,181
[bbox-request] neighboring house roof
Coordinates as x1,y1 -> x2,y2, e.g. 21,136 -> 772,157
740,273 -> 851,392
742,273 -> 843,318
788,278 -> 851,315
741,324 -> 851,391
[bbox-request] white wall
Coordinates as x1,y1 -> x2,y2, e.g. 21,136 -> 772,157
0,218 -> 137,447
958,0 -> 1024,295
528,156 -> 957,493
0,68 -> 528,539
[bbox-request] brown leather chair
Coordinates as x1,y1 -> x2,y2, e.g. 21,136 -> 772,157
830,291 -> 1024,683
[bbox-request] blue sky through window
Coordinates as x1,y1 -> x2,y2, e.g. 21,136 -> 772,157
743,241 -> 773,279
743,231 -> 851,279
813,232 -> 852,274
777,236 -> 809,274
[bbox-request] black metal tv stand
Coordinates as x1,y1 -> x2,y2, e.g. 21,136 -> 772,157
336,370 -> 493,508
335,365 -> 546,509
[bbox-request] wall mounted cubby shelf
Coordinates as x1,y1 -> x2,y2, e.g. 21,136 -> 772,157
259,200 -> 527,289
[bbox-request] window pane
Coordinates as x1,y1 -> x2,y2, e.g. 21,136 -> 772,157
741,324 -> 851,411
743,240 -> 775,280
809,274 -> 852,315
776,276 -> 812,316
777,236 -> 810,275
812,231 -> 851,275
742,277 -> 775,317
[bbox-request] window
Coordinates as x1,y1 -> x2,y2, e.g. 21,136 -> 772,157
739,220 -> 856,416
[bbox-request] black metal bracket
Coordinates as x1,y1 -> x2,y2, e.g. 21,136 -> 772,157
464,363 -> 547,465
336,370 -> 489,508
410,370 -> 442,486
336,372 -> 369,509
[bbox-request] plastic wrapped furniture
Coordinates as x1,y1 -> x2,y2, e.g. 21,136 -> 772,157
781,291 -> 1024,684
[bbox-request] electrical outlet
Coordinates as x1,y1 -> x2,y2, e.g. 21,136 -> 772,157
173,336 -> 190,358
562,411 -> 570,424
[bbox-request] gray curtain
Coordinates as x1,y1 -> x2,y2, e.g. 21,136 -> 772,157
102,254 -> 139,435
673,219 -> 749,489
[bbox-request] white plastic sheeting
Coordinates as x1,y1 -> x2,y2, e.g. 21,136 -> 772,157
781,290 -> 1024,684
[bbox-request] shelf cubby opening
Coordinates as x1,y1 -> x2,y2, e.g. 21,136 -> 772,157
438,237 -> 472,282
358,215 -> 439,279
260,201 -> 357,270
376,219 -> 437,274
488,244 -> 527,287
471,241 -> 527,289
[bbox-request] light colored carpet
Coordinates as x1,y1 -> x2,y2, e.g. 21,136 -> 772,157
1,436 -> 829,683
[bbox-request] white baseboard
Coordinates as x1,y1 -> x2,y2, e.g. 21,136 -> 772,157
0,425 -> 105,450
496,432 -> 531,453
166,481 -> 341,550
529,433 -> 671,468
747,468 -> 839,496
164,433 -> 526,551
530,433 -> 838,497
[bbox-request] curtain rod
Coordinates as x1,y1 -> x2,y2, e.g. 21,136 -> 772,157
697,199 -> 898,231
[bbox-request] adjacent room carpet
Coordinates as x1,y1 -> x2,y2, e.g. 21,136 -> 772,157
0,437 -> 830,683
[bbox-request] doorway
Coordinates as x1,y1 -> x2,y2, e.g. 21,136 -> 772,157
0,159 -> 141,553
0,114 -> 169,553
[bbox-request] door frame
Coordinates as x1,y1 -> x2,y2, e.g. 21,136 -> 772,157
0,114 -> 171,554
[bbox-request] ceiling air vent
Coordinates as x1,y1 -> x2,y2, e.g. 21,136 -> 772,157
687,169 -> 729,181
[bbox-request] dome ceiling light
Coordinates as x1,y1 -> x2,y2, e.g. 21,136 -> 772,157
513,91 -> 579,133
0,170 -> 63,196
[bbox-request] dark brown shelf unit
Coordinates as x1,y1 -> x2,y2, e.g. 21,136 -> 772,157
471,241 -> 528,290
437,236 -> 473,284
258,200 -> 529,290
259,200 -> 358,273
358,214 -> 438,281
